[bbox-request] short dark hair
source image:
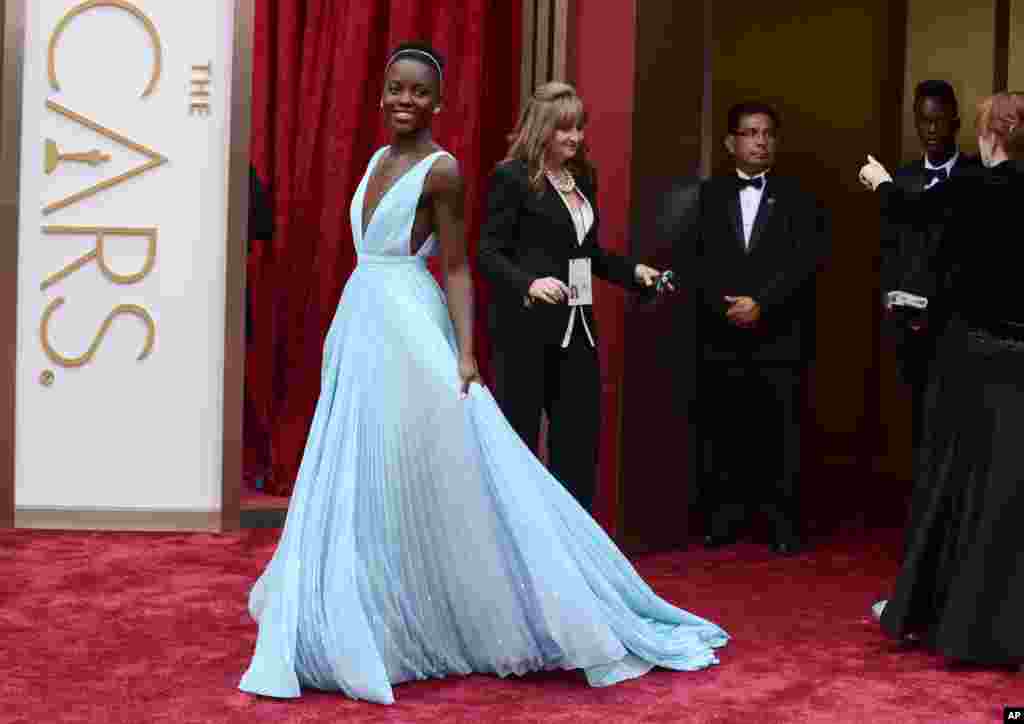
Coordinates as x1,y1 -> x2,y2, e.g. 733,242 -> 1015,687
914,80 -> 959,118
387,42 -> 446,86
727,102 -> 781,135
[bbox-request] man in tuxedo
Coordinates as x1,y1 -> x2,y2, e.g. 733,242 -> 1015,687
879,80 -> 979,449
675,102 -> 829,555
872,80 -> 979,620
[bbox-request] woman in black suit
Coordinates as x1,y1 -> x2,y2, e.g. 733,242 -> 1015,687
860,91 -> 1024,667
478,82 -> 669,512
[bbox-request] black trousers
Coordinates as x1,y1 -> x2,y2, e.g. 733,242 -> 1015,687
698,361 -> 803,539
491,329 -> 601,511
888,321 -> 934,453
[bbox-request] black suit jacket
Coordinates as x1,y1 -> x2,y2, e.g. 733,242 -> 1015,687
880,160 -> 1024,331
478,159 -> 640,344
673,173 -> 830,363
880,154 -> 981,303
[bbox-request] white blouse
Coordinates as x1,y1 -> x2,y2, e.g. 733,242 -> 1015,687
553,184 -> 595,348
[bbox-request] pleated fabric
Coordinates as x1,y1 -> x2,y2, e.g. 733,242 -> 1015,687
238,148 -> 728,703
881,322 -> 1024,664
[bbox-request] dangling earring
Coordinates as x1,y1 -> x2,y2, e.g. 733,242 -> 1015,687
433,107 -> 441,115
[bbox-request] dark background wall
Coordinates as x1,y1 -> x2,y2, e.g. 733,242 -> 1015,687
610,0 -> 1024,549
619,0 -> 706,549
618,0 -> 910,548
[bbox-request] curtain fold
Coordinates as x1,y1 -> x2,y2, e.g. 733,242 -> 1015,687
244,1 -> 523,496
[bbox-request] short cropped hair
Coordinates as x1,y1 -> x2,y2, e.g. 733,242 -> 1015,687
913,80 -> 959,118
727,102 -> 781,135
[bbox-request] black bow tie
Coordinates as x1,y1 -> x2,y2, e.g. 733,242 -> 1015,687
736,175 -> 764,190
923,167 -> 948,184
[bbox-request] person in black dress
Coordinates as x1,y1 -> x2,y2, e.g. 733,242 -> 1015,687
677,102 -> 830,556
860,91 -> 1024,666
872,80 -> 982,621
478,81 -> 671,512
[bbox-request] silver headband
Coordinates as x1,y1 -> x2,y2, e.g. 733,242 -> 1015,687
386,49 -> 443,92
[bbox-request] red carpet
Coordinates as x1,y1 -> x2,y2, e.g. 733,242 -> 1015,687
1,527 -> 1018,723
241,489 -> 290,511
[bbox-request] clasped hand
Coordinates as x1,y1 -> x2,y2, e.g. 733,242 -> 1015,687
725,296 -> 760,327
527,277 -> 572,304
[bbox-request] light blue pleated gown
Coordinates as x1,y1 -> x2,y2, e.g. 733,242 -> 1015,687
238,147 -> 729,704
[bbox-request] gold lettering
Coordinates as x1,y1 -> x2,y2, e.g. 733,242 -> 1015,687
43,101 -> 167,215
48,0 -> 163,98
44,138 -> 110,175
40,297 -> 155,368
190,62 -> 212,115
40,226 -> 156,291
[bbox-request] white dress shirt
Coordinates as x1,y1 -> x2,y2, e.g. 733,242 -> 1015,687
736,169 -> 768,249
554,186 -> 596,348
923,149 -> 959,190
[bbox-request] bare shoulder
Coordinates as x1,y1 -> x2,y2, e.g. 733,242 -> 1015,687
425,154 -> 463,196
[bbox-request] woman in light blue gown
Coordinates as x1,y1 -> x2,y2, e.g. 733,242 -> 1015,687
239,42 -> 728,705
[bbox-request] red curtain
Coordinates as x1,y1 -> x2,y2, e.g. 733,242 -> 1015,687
244,0 -> 523,496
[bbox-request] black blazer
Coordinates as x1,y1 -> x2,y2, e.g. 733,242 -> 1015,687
880,160 -> 1024,332
880,154 -> 982,302
674,173 -> 830,363
478,159 -> 639,344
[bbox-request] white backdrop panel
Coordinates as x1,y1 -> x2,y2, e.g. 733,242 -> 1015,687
16,0 -> 237,510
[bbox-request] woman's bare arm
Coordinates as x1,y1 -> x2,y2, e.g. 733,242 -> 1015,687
428,155 -> 481,392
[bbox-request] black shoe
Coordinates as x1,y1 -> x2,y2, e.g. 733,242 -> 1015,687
703,533 -> 737,549
770,538 -> 802,556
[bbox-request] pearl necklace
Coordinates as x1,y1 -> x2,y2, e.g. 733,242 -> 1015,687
545,167 -> 576,194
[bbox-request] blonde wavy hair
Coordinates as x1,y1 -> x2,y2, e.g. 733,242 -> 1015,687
504,81 -> 594,193
976,91 -> 1024,160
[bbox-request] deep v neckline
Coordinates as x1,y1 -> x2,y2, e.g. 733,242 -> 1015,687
547,176 -> 591,244
360,148 -> 438,240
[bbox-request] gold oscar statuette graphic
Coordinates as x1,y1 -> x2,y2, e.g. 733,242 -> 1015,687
40,226 -> 157,291
43,101 -> 167,215
48,0 -> 163,98
44,138 -> 110,175
40,297 -> 155,368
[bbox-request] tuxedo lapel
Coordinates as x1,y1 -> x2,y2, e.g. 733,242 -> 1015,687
746,183 -> 777,254
726,188 -> 745,251
949,154 -> 978,178
577,180 -> 599,245
911,159 -> 927,191
896,159 -> 926,192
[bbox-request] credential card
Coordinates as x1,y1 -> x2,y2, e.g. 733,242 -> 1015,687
568,258 -> 592,306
